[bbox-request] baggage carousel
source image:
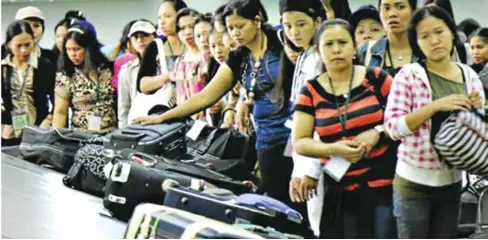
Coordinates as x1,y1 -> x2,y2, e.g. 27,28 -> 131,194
1,152 -> 127,239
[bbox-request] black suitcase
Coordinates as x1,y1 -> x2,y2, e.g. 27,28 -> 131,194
162,180 -> 312,238
104,122 -> 186,159
125,203 -> 264,239
185,126 -> 256,180
103,149 -> 252,221
19,126 -> 98,173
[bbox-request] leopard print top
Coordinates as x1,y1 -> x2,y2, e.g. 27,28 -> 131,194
55,67 -> 116,134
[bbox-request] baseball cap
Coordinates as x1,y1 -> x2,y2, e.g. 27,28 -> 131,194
15,6 -> 45,21
349,5 -> 382,30
127,20 -> 156,37
75,20 -> 97,39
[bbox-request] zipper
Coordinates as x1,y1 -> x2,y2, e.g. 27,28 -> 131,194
134,127 -> 184,146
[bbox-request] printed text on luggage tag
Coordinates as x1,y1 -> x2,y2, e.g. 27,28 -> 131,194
186,120 -> 207,141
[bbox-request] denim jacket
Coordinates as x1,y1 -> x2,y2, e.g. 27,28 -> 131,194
359,36 -> 419,71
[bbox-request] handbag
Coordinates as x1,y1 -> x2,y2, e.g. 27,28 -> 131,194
127,38 -> 176,122
434,111 -> 488,176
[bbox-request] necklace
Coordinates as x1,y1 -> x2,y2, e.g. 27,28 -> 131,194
327,67 -> 355,138
246,32 -> 266,105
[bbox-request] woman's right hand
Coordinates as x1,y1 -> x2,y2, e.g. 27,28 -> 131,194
431,94 -> 472,112
331,140 -> 366,163
2,124 -> 14,139
132,114 -> 166,125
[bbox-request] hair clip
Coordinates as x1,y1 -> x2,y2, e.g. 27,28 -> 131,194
68,27 -> 84,34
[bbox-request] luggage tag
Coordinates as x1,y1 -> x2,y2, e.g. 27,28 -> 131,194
186,120 -> 207,141
206,110 -> 213,127
283,138 -> 293,157
87,114 -> 102,132
11,111 -> 28,138
283,119 -> 294,157
322,156 -> 351,182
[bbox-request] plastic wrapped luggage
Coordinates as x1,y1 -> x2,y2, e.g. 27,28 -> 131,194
125,203 -> 264,239
162,179 -> 312,237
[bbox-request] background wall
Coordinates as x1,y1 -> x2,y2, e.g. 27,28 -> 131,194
2,0 -> 488,49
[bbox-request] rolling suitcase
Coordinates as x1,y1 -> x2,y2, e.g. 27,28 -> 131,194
103,149 -> 252,221
162,180 -> 311,237
125,203 -> 264,239
19,126 -> 98,173
104,122 -> 186,159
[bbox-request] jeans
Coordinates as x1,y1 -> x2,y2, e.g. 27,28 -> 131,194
342,190 -> 397,239
393,190 -> 461,239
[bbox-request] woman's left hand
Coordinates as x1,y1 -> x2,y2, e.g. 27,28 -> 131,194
354,129 -> 381,158
469,91 -> 483,109
132,115 -> 164,125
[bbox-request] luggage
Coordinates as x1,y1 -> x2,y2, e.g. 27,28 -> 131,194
162,180 -> 311,237
434,111 -> 488,176
460,174 -> 488,237
104,122 -> 186,159
471,188 -> 488,238
62,141 -> 108,197
125,203 -> 264,239
19,126 -> 98,173
103,149 -> 252,221
185,125 -> 257,180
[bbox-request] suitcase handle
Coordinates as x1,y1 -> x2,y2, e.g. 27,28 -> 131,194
112,131 -> 146,141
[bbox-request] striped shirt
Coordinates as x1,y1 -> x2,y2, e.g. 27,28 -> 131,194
294,67 -> 396,191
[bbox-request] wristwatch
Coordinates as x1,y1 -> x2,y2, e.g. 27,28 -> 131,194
374,125 -> 385,134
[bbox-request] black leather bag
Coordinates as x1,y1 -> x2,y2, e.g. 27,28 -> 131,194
19,126 -> 98,173
186,126 -> 257,180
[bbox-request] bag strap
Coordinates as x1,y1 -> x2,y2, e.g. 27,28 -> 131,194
154,38 -> 168,74
364,40 -> 377,68
196,128 -> 219,155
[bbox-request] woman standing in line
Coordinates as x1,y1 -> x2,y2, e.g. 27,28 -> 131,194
52,24 -> 116,134
2,20 -> 56,146
384,6 -> 485,238
360,0 -> 418,77
292,19 -> 397,238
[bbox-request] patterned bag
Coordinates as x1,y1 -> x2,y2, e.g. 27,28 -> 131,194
434,111 -> 488,176
62,137 -> 109,197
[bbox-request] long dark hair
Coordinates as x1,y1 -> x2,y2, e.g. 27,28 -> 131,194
159,0 -> 188,12
4,20 -> 35,56
424,0 -> 454,22
58,24 -> 110,77
222,0 -> 269,24
322,0 -> 352,20
470,28 -> 488,43
408,6 -> 459,61
110,20 -> 138,59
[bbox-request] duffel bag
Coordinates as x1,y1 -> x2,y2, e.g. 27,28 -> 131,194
19,126 -> 98,173
434,111 -> 488,176
186,124 -> 257,180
